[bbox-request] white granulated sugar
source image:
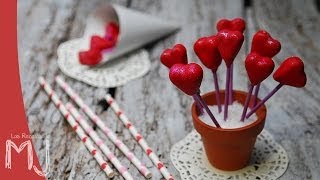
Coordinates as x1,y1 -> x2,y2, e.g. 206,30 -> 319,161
199,102 -> 258,129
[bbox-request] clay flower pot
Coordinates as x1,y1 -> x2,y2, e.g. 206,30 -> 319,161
191,90 -> 267,171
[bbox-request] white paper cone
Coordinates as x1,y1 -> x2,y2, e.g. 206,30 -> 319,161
82,4 -> 179,65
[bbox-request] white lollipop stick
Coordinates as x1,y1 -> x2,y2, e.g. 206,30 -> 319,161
105,94 -> 174,180
38,77 -> 114,178
55,76 -> 151,179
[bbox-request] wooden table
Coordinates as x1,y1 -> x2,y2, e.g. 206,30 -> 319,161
18,0 -> 320,179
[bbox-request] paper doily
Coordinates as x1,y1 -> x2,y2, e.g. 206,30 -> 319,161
57,39 -> 151,88
170,129 -> 289,180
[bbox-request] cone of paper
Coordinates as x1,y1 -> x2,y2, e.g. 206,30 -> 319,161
82,4 -> 179,65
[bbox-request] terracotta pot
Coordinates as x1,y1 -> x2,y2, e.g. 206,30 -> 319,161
191,90 -> 267,171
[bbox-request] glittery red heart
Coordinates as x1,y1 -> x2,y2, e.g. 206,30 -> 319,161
78,49 -> 102,66
169,63 -> 203,96
216,18 -> 246,33
105,22 -> 119,42
90,35 -> 114,51
160,44 -> 188,68
273,57 -> 307,87
245,52 -> 275,85
217,30 -> 244,67
194,36 -> 222,71
251,30 -> 281,58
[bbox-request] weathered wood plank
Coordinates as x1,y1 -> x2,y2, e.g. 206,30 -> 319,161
107,0 -> 245,179
249,0 -> 320,179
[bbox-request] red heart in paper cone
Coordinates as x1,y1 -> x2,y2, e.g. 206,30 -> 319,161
82,4 -> 180,66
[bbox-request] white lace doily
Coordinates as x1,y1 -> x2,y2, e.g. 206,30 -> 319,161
57,38 -> 151,88
170,129 -> 289,180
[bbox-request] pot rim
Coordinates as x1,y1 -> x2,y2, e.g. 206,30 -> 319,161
191,90 -> 267,133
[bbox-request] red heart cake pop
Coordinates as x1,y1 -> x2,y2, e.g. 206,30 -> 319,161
105,22 -> 119,42
216,18 -> 246,33
194,36 -> 222,71
79,49 -> 102,66
251,30 -> 281,58
90,35 -> 114,51
245,52 -> 275,85
160,44 -> 188,68
217,30 -> 244,67
273,56 -> 307,87
169,63 -> 203,95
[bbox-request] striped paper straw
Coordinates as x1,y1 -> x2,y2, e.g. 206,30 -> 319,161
105,94 -> 174,180
66,103 -> 152,179
55,76 -> 151,179
38,77 -> 114,178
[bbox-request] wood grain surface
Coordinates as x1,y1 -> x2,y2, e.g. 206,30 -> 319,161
18,0 -> 320,179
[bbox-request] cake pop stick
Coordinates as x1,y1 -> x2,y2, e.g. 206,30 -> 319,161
252,83 -> 260,107
217,30 -> 244,120
193,92 -> 221,128
229,64 -> 233,104
241,52 -> 275,121
194,36 -> 222,113
169,63 -> 221,127
246,83 -> 282,118
240,84 -> 254,122
192,95 -> 204,114
224,67 -> 231,120
212,70 -> 222,112
246,56 -> 307,119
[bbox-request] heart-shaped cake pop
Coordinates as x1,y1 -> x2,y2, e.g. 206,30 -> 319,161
245,52 -> 275,85
217,30 -> 244,67
169,63 -> 203,95
273,56 -> 307,87
79,49 -> 102,66
216,18 -> 246,33
194,36 -> 222,71
251,30 -> 281,58
160,44 -> 188,68
90,35 -> 114,51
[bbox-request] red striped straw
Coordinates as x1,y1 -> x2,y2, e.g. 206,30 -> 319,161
38,77 -> 115,178
55,76 -> 151,179
66,102 -> 152,179
105,94 -> 174,180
